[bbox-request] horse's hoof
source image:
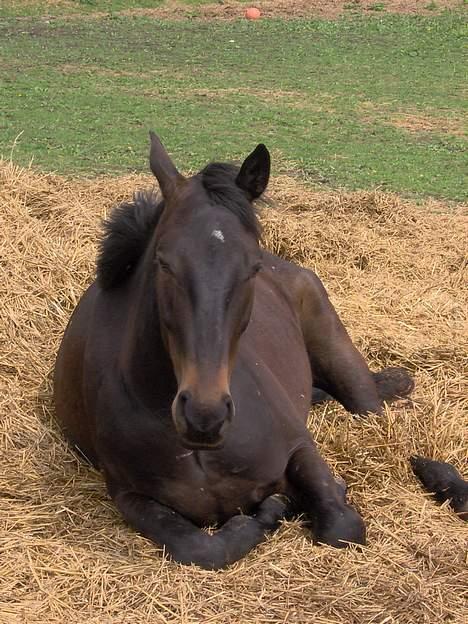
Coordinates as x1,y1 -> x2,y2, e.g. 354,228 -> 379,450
373,366 -> 414,401
255,494 -> 289,529
410,456 -> 468,521
455,500 -> 468,522
314,504 -> 366,548
410,455 -> 459,487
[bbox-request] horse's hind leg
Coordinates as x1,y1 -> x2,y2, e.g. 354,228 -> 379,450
287,445 -> 366,547
110,489 -> 287,570
294,269 -> 413,414
311,368 -> 414,408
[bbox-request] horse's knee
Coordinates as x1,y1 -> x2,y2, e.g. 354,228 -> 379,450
169,534 -> 228,570
169,514 -> 274,570
255,494 -> 289,529
171,550 -> 227,570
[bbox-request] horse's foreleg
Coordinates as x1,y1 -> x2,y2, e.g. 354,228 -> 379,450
287,445 -> 366,547
112,491 -> 287,570
295,270 -> 413,414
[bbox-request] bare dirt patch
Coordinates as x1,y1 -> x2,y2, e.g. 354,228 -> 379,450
193,0 -> 464,20
14,0 -> 465,21
360,102 -> 467,138
1,159 -> 467,623
389,112 -> 467,137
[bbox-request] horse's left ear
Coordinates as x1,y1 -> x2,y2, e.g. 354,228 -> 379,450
149,131 -> 185,200
236,144 -> 270,200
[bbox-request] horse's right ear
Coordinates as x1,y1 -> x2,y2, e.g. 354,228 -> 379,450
149,131 -> 185,199
236,144 -> 271,200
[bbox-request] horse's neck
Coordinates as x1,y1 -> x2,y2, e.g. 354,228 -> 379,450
120,258 -> 177,407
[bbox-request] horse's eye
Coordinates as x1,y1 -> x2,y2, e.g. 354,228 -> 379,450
156,255 -> 172,274
244,263 -> 262,282
251,262 -> 263,277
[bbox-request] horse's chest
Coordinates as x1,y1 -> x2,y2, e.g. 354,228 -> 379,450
98,391 -> 293,526
156,462 -> 286,527
130,444 -> 287,526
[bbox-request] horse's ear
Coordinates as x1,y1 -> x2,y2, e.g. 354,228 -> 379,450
236,144 -> 270,200
149,131 -> 185,199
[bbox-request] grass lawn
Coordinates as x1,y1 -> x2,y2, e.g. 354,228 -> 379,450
0,7 -> 466,199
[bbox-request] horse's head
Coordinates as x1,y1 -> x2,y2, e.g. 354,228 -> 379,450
149,132 -> 270,450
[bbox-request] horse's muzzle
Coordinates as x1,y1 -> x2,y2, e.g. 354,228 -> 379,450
172,390 -> 234,449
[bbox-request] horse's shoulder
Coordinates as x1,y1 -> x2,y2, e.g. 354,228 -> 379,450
259,251 -> 328,311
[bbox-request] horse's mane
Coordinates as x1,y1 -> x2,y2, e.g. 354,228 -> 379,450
97,190 -> 163,290
96,162 -> 261,290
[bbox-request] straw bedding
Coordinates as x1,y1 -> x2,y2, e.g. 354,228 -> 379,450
0,159 -> 467,623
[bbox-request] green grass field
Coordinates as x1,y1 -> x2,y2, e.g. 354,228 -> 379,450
0,5 -> 466,199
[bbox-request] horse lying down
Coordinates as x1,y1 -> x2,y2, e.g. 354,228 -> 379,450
54,133 -> 457,570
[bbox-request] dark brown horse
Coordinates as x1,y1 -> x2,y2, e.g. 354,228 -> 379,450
54,133 -> 414,569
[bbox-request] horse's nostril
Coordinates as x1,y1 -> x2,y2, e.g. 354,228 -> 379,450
224,395 -> 234,419
178,390 -> 191,405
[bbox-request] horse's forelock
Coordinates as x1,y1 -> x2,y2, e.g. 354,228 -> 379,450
199,162 -> 262,240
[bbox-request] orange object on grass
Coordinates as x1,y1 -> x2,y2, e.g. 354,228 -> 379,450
245,7 -> 261,20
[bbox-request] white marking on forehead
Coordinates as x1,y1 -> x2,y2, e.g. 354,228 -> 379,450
211,229 -> 225,243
